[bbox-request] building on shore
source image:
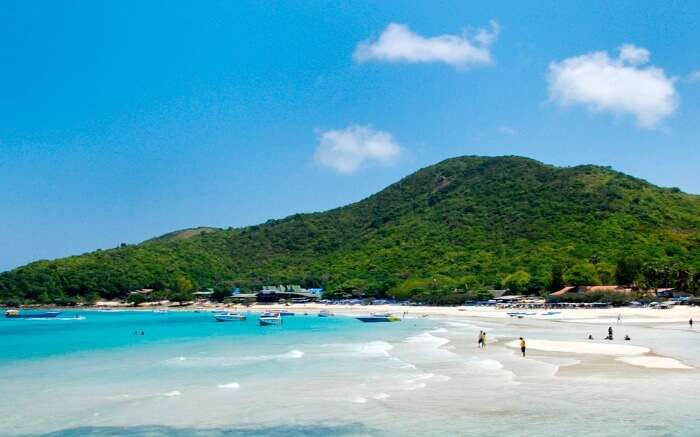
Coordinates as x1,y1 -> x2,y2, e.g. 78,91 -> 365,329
655,288 -> 689,299
225,285 -> 322,304
551,285 -> 633,297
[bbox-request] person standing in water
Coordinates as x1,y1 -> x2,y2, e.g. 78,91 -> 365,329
478,331 -> 484,348
519,337 -> 526,357
690,318 -> 694,328
607,326 -> 613,340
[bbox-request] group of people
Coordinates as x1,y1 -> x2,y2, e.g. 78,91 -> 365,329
478,330 -> 527,357
477,330 -> 487,348
600,326 -> 631,341
474,315 -> 695,363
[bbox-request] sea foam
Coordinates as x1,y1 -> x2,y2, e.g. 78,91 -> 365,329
165,349 -> 304,368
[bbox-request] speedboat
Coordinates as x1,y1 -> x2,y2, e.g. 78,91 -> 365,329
356,314 -> 401,323
318,309 -> 333,317
259,312 -> 283,326
507,312 -> 537,318
214,312 -> 247,322
539,311 -> 561,316
5,309 -> 61,319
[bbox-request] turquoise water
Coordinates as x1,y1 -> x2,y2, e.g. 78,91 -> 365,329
2,309 -> 700,436
1,310 -> 420,362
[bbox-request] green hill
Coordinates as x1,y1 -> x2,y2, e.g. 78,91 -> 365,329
3,155 -> 700,304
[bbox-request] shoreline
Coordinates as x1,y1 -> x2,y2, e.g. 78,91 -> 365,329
15,302 -> 700,321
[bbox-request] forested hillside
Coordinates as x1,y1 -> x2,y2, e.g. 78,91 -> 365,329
3,156 -> 700,305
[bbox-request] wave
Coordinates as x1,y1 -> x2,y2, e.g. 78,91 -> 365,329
352,397 -> 367,404
404,372 -> 435,384
464,357 -> 504,370
104,389 -> 182,402
165,349 -> 304,368
373,392 -> 390,400
388,356 -> 417,369
321,341 -> 394,358
217,382 -> 240,389
404,332 -> 450,347
444,321 -> 492,331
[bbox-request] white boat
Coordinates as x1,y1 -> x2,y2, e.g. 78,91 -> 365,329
370,312 -> 391,318
214,312 -> 247,322
259,312 -> 282,326
318,309 -> 334,317
153,309 -> 169,313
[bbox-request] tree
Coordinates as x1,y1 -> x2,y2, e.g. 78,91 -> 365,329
549,264 -> 565,292
387,278 -> 431,300
595,263 -> 616,285
564,263 -> 600,286
211,287 -> 232,302
641,263 -> 662,291
127,293 -> 146,306
169,290 -> 193,305
169,276 -> 196,305
502,271 -> 531,294
174,276 -> 196,293
615,257 -> 642,286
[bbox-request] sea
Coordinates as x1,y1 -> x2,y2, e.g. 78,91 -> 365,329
1,309 -> 699,436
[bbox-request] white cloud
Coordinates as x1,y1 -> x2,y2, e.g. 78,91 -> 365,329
687,70 -> 700,82
354,21 -> 499,69
548,44 -> 678,128
498,126 -> 518,136
314,125 -> 401,174
618,44 -> 650,65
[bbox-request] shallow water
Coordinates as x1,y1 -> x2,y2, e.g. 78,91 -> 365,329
1,309 -> 699,436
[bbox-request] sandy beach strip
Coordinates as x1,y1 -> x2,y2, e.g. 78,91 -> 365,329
616,356 -> 692,369
81,301 -> 700,325
505,339 -> 650,356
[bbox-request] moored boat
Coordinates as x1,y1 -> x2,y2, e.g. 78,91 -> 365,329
214,312 -> 247,322
5,309 -> 62,319
318,309 -> 333,317
259,312 -> 283,326
356,314 -> 401,323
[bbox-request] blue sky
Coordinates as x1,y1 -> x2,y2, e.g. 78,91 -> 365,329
2,1 -> 700,271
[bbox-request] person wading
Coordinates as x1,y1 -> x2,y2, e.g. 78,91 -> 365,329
519,337 -> 526,357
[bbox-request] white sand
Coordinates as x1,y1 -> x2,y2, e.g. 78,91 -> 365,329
616,356 -> 692,369
567,317 -> 690,324
505,339 -> 650,356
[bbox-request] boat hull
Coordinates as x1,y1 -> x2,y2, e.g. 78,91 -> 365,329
259,317 -> 282,326
356,316 -> 400,323
5,311 -> 61,319
214,314 -> 246,322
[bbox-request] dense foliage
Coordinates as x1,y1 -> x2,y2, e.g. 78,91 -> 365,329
3,156 -> 700,304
